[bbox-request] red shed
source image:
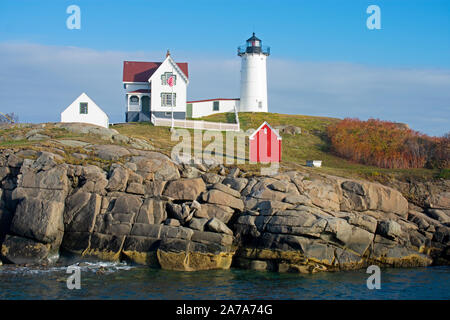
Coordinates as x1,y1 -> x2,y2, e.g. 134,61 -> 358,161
249,122 -> 282,163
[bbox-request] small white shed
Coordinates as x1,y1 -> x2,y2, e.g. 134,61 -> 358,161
306,160 -> 322,168
61,93 -> 109,128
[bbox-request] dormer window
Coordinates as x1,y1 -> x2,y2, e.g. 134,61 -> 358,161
79,102 -> 88,114
161,72 -> 177,86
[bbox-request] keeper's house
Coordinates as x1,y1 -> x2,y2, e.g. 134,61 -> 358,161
122,51 -> 189,122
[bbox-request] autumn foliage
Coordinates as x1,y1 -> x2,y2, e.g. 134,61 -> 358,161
327,118 -> 449,169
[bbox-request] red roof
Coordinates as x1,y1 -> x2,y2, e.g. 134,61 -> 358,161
123,61 -> 188,82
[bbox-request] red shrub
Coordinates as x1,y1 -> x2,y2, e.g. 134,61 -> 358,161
327,118 -> 448,169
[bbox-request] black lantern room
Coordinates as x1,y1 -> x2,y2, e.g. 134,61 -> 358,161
238,33 -> 270,56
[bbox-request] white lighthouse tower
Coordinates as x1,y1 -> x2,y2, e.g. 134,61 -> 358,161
238,33 -> 270,112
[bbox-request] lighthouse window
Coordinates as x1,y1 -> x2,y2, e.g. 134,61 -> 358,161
247,40 -> 260,47
213,101 -> 220,111
161,93 -> 176,106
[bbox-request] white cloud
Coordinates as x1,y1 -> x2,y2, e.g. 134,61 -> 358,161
0,42 -> 449,136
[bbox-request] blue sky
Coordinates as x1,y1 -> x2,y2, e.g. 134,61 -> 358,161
0,0 -> 449,135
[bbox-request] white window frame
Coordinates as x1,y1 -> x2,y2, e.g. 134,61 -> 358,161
161,93 -> 176,107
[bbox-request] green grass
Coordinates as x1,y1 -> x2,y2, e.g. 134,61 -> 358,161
1,114 -> 442,182
436,168 -> 450,180
114,113 -> 440,181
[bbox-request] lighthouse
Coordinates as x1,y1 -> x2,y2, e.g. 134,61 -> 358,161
238,33 -> 270,112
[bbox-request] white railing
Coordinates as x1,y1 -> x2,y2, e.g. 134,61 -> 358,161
151,114 -> 240,132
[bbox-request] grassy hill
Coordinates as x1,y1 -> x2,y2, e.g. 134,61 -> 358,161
0,112 -> 441,182
114,112 -> 440,182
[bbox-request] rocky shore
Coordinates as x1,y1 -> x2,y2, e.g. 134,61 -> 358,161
0,125 -> 449,273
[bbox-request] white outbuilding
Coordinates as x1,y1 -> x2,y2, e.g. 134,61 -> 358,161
61,93 -> 109,128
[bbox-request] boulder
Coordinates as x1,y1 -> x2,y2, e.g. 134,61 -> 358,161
126,182 -> 145,195
121,236 -> 160,266
341,180 -> 408,218
228,167 -> 240,178
65,192 -> 101,233
188,218 -> 209,231
180,165 -> 202,179
56,123 -> 119,140
156,238 -> 234,271
206,218 -> 233,235
377,220 -> 403,240
143,180 -> 167,197
0,167 -> 9,181
163,178 -> 206,201
131,154 -> 180,181
283,194 -> 312,206
110,194 -> 143,216
429,192 -> 450,209
194,203 -> 234,223
106,166 -> 129,192
93,145 -> 131,161
130,223 -> 161,237
167,203 -> 188,222
268,180 -> 288,192
136,198 -> 166,224
83,233 -> 126,261
344,214 -> 378,234
18,165 -> 69,191
191,231 -> 234,246
10,197 -> 64,244
250,181 -> 287,202
303,178 -> 341,212
1,235 -> 51,265
60,232 -> 91,255
427,209 -> 450,224
201,172 -> 223,184
222,177 -> 248,193
27,133 -> 50,141
274,125 -> 301,135
202,189 -> 244,211
211,183 -> 242,198
165,219 -> 181,227
160,225 -> 194,240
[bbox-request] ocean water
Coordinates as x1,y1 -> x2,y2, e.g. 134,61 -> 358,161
0,261 -> 449,300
